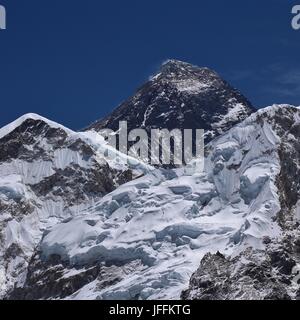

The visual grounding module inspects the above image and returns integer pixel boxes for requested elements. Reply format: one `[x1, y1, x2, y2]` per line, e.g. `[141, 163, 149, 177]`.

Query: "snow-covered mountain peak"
[0, 113, 72, 140]
[159, 59, 219, 81]
[151, 60, 224, 96]
[0, 113, 151, 297]
[237, 104, 300, 137]
[160, 59, 213, 74]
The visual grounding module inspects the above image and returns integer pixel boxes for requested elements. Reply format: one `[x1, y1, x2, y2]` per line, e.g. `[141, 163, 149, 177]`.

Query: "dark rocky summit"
[88, 60, 255, 143]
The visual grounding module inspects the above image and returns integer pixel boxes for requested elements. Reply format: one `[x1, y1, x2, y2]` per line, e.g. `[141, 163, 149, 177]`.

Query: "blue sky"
[0, 0, 300, 129]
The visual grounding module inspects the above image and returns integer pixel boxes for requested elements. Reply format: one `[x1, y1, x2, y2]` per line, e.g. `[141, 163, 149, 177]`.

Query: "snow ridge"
[0, 113, 73, 140]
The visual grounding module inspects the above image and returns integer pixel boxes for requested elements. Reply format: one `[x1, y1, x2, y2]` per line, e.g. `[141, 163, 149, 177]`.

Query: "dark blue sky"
[1, 0, 300, 129]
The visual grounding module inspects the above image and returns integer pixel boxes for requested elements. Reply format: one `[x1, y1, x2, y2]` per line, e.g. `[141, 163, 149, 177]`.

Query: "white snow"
[212, 103, 249, 130]
[0, 174, 26, 201]
[173, 79, 210, 93]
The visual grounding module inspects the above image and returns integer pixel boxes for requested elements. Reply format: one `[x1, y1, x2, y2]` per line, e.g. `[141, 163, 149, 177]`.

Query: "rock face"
[181, 241, 297, 300]
[8, 252, 144, 300]
[182, 232, 300, 300]
[88, 60, 255, 143]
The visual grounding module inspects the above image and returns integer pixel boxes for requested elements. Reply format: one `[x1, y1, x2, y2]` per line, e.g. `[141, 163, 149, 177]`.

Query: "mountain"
[0, 113, 150, 298]
[6, 104, 300, 300]
[1, 61, 299, 300]
[88, 60, 255, 143]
